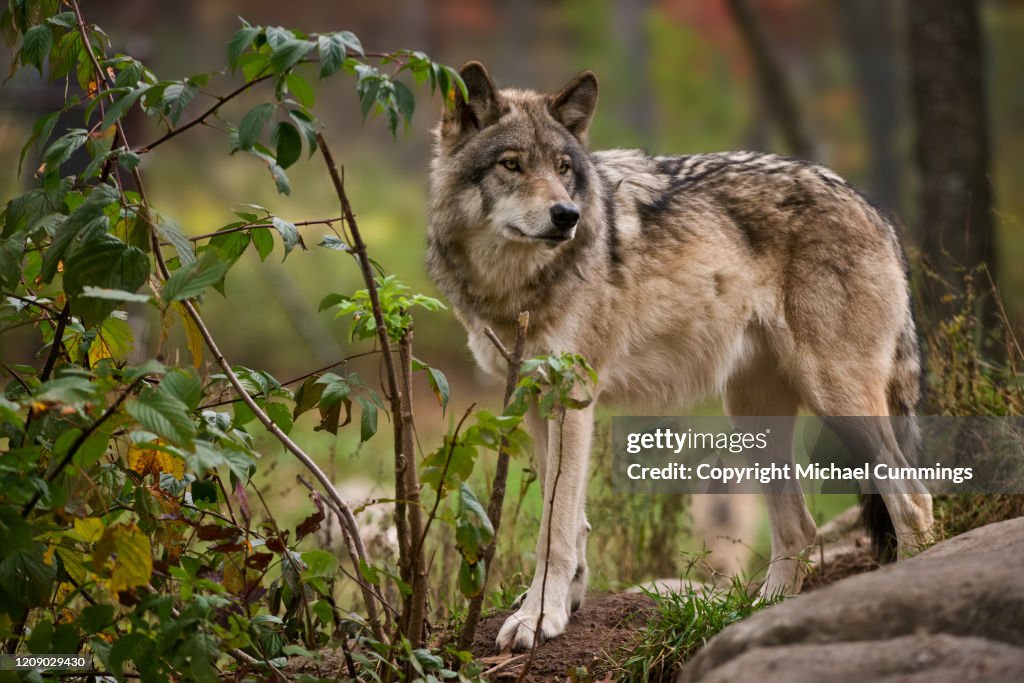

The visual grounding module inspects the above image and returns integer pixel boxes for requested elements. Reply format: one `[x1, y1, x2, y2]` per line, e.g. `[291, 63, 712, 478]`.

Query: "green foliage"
[320, 274, 445, 342]
[611, 574, 784, 681]
[0, 4, 486, 680]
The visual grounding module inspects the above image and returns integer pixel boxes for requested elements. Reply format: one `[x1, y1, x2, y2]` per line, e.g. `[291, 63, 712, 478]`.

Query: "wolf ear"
[550, 71, 599, 142]
[445, 61, 501, 137]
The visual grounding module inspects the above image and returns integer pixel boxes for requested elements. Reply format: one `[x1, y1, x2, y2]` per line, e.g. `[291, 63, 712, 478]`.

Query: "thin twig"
[458, 312, 529, 650]
[134, 72, 274, 154]
[197, 349, 382, 410]
[317, 130, 427, 647]
[179, 297, 386, 641]
[516, 408, 565, 683]
[183, 216, 343, 243]
[411, 404, 475, 562]
[39, 302, 70, 381]
[483, 327, 514, 365]
[0, 291, 61, 316]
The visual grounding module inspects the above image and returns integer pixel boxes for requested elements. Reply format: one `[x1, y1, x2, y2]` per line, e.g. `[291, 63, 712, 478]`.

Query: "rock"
[687, 634, 1024, 683]
[677, 517, 1024, 683]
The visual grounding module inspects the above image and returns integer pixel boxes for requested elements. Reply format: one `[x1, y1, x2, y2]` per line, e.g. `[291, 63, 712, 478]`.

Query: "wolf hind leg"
[815, 391, 934, 557]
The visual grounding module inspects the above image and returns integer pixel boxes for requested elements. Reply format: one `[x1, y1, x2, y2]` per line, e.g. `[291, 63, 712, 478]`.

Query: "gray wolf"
[426, 62, 934, 652]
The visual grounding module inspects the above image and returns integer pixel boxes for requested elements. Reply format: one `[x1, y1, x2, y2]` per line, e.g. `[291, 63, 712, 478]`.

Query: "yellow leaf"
[56, 547, 88, 586]
[88, 317, 134, 367]
[127, 444, 185, 479]
[54, 582, 75, 606]
[43, 545, 56, 566]
[73, 517, 104, 544]
[174, 301, 204, 369]
[223, 551, 248, 595]
[94, 524, 152, 594]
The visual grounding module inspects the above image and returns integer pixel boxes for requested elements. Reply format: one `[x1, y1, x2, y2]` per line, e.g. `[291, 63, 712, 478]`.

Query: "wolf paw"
[757, 558, 805, 601]
[496, 607, 570, 652]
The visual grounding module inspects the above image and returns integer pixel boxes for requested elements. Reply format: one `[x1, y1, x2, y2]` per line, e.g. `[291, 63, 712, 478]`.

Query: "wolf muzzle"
[540, 202, 580, 242]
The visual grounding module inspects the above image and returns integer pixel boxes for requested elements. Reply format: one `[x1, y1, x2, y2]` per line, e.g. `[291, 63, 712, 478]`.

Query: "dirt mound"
[469, 592, 655, 681]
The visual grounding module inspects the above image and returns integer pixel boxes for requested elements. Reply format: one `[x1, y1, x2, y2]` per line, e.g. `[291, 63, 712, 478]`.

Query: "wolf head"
[427, 63, 604, 321]
[429, 62, 600, 247]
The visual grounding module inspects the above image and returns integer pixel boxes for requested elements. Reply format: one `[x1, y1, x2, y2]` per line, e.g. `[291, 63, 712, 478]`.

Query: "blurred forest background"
[2, 0, 1023, 587]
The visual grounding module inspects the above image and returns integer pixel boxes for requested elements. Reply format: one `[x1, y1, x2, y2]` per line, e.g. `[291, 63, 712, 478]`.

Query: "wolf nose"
[550, 202, 580, 230]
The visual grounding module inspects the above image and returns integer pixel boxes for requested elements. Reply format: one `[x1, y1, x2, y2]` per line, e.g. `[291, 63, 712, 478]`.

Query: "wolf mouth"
[505, 224, 574, 244]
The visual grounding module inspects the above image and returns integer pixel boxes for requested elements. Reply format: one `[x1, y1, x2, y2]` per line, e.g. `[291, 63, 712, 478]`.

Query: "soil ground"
[469, 592, 656, 682]
[284, 547, 877, 682]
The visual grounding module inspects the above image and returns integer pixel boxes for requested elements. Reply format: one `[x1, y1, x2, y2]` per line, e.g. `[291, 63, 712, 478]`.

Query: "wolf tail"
[860, 308, 922, 562]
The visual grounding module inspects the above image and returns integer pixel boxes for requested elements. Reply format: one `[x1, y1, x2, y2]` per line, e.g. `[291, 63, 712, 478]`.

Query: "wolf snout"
[550, 202, 580, 230]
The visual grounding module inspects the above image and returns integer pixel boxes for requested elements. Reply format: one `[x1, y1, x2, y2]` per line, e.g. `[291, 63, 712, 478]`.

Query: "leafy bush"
[0, 2, 596, 680]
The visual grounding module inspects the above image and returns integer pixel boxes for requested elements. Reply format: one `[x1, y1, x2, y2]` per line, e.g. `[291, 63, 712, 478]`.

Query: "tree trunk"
[837, 0, 904, 215]
[907, 0, 997, 343]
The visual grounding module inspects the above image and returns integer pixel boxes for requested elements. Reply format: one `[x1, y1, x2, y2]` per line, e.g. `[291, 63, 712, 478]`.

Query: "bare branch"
[484, 326, 514, 365]
[458, 311, 529, 649]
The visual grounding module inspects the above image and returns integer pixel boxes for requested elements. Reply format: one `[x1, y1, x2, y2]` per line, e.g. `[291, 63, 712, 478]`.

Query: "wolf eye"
[500, 158, 521, 172]
[558, 159, 572, 174]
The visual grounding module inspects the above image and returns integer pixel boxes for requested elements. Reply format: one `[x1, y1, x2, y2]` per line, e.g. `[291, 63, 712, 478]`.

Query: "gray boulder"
[677, 517, 1024, 683]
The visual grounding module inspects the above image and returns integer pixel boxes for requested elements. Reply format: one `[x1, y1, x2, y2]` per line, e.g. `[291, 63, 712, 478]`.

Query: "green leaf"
[265, 401, 293, 434]
[156, 217, 196, 265]
[81, 287, 152, 303]
[237, 103, 274, 150]
[337, 31, 364, 57]
[251, 227, 273, 261]
[79, 604, 115, 634]
[268, 35, 314, 74]
[89, 316, 134, 366]
[43, 129, 88, 172]
[102, 86, 148, 129]
[287, 108, 319, 157]
[159, 368, 203, 411]
[271, 216, 303, 257]
[162, 80, 198, 125]
[317, 34, 344, 78]
[413, 358, 449, 413]
[161, 250, 230, 302]
[314, 372, 350, 408]
[126, 390, 196, 447]
[292, 375, 325, 419]
[18, 110, 59, 177]
[40, 182, 119, 283]
[300, 549, 337, 581]
[35, 376, 100, 407]
[458, 559, 486, 598]
[455, 483, 494, 564]
[21, 24, 53, 75]
[356, 396, 377, 442]
[285, 72, 315, 108]
[228, 25, 261, 70]
[47, 12, 77, 30]
[245, 149, 292, 195]
[271, 120, 301, 170]
[317, 235, 348, 252]
[0, 236, 25, 289]
[63, 235, 150, 326]
[420, 442, 476, 491]
[393, 80, 415, 125]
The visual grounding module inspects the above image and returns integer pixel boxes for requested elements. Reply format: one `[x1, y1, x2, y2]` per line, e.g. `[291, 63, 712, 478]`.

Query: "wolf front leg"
[496, 403, 594, 652]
